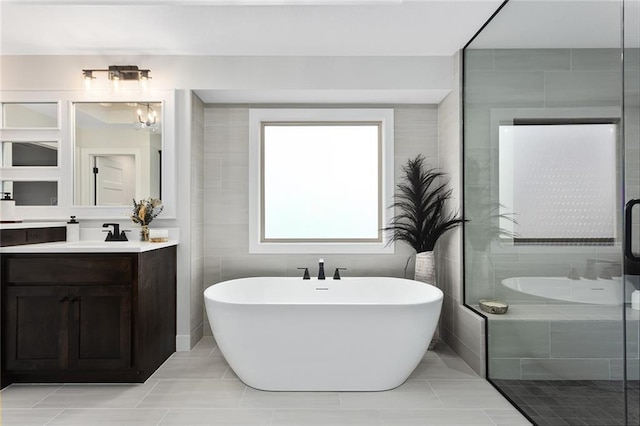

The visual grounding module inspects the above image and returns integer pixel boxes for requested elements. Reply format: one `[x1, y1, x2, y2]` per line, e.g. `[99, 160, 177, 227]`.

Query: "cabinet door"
[4, 286, 68, 370]
[68, 286, 131, 370]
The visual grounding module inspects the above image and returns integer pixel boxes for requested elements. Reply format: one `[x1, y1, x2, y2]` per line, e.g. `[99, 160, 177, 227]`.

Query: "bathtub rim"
[204, 276, 444, 307]
[501, 275, 623, 305]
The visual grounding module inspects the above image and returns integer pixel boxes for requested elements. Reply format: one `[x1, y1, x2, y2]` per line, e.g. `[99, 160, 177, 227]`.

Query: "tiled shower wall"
[464, 48, 624, 306]
[488, 309, 639, 380]
[464, 48, 639, 380]
[202, 106, 440, 335]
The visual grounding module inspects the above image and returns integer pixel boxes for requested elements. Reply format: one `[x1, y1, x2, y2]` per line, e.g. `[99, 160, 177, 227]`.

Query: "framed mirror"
[73, 102, 162, 206]
[1, 181, 58, 206]
[0, 90, 176, 220]
[1, 141, 59, 167]
[1, 102, 59, 129]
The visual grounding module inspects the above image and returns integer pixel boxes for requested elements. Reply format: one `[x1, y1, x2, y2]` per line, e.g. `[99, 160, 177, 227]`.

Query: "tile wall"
[488, 306, 639, 380]
[464, 48, 624, 306]
[464, 48, 640, 380]
[202, 105, 440, 336]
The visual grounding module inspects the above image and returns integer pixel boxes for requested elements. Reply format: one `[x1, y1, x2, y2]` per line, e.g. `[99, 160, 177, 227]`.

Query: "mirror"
[74, 102, 162, 206]
[1, 181, 58, 206]
[2, 102, 58, 128]
[1, 141, 58, 167]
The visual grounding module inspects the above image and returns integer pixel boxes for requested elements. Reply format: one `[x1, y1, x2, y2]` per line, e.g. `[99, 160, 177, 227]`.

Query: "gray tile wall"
[202, 105, 439, 336]
[465, 48, 624, 306]
[488, 316, 639, 380]
[464, 48, 638, 380]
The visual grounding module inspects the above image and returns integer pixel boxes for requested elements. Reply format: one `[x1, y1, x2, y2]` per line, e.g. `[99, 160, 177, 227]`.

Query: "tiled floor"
[0, 338, 531, 425]
[493, 379, 640, 426]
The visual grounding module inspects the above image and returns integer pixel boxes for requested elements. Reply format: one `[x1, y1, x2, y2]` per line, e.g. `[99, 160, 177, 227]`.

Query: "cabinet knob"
[68, 296, 78, 303]
[58, 296, 68, 302]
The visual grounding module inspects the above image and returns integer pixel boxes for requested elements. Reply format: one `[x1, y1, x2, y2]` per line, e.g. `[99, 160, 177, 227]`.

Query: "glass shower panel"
[463, 0, 631, 424]
[624, 0, 640, 423]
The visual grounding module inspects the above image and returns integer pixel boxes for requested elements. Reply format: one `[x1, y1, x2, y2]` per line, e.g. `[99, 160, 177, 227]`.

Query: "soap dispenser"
[66, 215, 80, 242]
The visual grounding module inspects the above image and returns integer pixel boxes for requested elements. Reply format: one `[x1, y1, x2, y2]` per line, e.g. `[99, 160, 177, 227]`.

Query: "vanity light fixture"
[136, 103, 159, 132]
[82, 65, 151, 92]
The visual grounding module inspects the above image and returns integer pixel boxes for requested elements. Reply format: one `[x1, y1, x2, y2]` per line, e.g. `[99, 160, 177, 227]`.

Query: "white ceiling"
[469, 0, 624, 50]
[1, 0, 627, 104]
[0, 0, 504, 56]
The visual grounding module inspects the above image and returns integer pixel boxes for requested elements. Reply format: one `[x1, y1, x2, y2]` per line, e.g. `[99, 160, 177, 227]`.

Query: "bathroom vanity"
[0, 240, 177, 387]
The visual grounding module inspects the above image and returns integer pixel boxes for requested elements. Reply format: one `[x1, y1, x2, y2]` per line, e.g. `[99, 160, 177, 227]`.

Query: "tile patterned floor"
[493, 379, 640, 426]
[0, 338, 531, 425]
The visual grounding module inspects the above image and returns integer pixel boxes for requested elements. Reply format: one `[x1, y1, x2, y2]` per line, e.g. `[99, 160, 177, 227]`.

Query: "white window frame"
[249, 108, 395, 254]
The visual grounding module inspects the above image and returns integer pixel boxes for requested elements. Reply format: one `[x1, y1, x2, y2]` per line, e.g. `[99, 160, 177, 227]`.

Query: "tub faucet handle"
[333, 268, 346, 280]
[297, 267, 310, 280]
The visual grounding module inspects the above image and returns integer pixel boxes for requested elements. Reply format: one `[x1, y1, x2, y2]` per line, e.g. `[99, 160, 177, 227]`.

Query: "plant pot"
[414, 251, 439, 349]
[414, 251, 436, 285]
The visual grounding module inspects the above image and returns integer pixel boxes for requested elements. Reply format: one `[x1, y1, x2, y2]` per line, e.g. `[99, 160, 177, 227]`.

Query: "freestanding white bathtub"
[204, 277, 443, 391]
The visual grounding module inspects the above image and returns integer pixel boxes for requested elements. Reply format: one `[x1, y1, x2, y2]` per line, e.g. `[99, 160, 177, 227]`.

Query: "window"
[249, 108, 394, 254]
[499, 121, 617, 244]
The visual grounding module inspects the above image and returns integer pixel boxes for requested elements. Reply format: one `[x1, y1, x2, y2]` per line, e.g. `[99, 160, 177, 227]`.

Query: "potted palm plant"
[384, 155, 465, 284]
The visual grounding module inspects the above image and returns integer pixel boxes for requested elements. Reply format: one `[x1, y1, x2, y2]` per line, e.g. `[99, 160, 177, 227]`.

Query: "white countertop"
[0, 239, 178, 253]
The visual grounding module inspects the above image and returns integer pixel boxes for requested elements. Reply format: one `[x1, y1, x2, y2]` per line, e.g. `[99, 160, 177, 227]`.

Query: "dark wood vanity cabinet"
[0, 226, 66, 247]
[5, 285, 132, 372]
[1, 246, 176, 386]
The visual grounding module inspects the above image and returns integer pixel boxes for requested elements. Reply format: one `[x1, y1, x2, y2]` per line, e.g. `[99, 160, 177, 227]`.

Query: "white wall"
[1, 55, 452, 101]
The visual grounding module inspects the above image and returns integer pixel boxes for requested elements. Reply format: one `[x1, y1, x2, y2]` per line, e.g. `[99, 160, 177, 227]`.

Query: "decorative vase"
[414, 251, 439, 349]
[140, 225, 149, 242]
[414, 251, 436, 285]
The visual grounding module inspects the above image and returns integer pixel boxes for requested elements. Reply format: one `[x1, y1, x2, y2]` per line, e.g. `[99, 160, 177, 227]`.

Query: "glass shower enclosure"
[463, 0, 639, 424]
